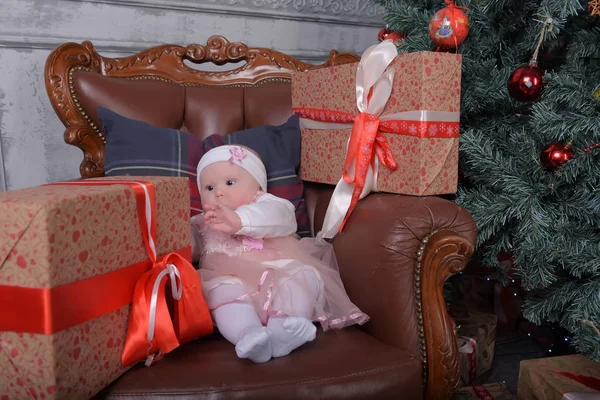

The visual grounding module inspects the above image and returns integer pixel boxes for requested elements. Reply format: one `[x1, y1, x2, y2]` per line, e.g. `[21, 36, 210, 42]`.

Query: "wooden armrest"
[319, 192, 476, 399]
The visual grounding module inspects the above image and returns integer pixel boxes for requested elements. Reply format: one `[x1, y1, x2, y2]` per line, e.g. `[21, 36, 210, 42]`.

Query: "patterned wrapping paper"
[454, 382, 517, 399]
[291, 51, 462, 196]
[0, 177, 191, 399]
[454, 312, 498, 386]
[518, 355, 600, 400]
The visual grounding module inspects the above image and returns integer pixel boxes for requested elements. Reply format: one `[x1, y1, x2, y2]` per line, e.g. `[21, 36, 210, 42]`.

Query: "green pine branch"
[377, 0, 600, 361]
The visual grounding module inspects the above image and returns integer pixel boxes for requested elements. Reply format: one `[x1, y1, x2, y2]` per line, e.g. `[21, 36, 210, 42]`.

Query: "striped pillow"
[100, 108, 310, 237]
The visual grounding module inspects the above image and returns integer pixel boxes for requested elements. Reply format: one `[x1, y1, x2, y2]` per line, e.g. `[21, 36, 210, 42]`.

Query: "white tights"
[210, 268, 322, 363]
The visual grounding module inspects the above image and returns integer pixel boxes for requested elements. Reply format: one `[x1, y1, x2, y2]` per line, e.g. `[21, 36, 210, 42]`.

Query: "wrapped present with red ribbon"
[454, 382, 517, 399]
[0, 177, 213, 399]
[454, 311, 498, 386]
[518, 355, 600, 400]
[291, 40, 462, 238]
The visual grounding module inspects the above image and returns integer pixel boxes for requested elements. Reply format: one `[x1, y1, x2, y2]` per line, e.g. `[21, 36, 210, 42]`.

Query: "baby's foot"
[268, 316, 317, 358]
[235, 326, 272, 363]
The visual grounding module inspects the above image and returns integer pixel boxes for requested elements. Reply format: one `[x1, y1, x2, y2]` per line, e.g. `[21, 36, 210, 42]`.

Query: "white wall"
[0, 0, 383, 191]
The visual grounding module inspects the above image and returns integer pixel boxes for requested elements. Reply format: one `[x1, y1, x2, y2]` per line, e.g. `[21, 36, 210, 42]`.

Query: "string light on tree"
[507, 17, 554, 102]
[583, 142, 600, 154]
[428, 0, 470, 49]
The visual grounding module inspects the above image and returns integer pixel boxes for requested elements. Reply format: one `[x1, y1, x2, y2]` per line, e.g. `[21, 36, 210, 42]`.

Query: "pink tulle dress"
[195, 205, 369, 331]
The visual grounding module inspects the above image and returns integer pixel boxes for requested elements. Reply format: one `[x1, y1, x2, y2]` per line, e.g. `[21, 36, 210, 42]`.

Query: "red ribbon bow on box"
[0, 179, 213, 367]
[60, 179, 213, 367]
[294, 108, 399, 232]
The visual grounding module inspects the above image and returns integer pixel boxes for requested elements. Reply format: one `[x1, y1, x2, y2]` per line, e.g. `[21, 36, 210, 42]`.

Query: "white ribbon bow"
[315, 40, 398, 240]
[145, 263, 183, 366]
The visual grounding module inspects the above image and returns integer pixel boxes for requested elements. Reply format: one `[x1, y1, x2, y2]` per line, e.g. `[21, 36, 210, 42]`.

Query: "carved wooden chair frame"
[44, 35, 360, 178]
[44, 35, 467, 399]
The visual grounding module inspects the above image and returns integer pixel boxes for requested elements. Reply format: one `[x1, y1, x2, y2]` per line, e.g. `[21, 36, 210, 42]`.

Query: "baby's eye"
[205, 185, 214, 191]
[226, 180, 236, 186]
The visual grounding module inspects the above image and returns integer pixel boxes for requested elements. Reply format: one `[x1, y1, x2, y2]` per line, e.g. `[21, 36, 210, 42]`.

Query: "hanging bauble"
[378, 27, 406, 45]
[377, 27, 390, 42]
[594, 87, 600, 100]
[508, 17, 552, 102]
[540, 141, 574, 171]
[507, 65, 545, 102]
[428, 2, 470, 49]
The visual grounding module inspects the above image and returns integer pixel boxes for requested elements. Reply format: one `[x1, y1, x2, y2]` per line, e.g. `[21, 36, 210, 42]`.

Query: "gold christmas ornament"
[594, 87, 600, 99]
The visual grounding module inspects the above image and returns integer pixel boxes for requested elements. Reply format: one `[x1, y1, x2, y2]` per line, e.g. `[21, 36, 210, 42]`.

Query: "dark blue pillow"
[99, 108, 310, 237]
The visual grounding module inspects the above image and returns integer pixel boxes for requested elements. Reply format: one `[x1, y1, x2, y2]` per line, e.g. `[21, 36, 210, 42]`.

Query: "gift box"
[0, 177, 212, 399]
[518, 355, 600, 400]
[292, 45, 462, 197]
[453, 311, 498, 386]
[453, 382, 517, 399]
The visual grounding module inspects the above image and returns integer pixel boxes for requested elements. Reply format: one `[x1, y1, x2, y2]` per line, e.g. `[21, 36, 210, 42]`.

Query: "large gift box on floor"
[292, 45, 462, 196]
[453, 382, 516, 399]
[0, 177, 212, 399]
[518, 355, 600, 400]
[453, 311, 498, 386]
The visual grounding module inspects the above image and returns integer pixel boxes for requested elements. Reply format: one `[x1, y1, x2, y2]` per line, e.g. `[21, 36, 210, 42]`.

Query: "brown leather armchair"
[45, 36, 476, 400]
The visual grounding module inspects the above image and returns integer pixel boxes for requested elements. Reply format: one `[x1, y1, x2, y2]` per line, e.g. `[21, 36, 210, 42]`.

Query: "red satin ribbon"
[471, 385, 493, 400]
[15, 179, 213, 367]
[445, 0, 470, 13]
[553, 370, 600, 391]
[294, 107, 460, 231]
[0, 247, 189, 334]
[293, 107, 460, 139]
[121, 251, 212, 366]
[339, 112, 397, 230]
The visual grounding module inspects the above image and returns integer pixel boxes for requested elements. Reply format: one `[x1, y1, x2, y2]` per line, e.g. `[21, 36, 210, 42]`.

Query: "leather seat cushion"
[96, 327, 423, 400]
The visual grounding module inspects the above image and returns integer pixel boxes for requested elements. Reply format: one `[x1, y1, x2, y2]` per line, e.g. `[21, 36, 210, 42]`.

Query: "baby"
[191, 145, 368, 363]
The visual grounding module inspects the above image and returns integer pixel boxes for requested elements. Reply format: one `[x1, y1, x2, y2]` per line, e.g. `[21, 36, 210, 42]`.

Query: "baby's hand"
[203, 204, 242, 234]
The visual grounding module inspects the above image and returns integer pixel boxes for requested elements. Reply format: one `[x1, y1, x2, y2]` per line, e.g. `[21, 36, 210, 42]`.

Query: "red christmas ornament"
[507, 65, 545, 102]
[377, 27, 406, 45]
[428, 1, 470, 49]
[540, 141, 574, 171]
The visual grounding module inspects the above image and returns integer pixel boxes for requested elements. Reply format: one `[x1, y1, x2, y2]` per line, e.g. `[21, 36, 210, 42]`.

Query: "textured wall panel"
[0, 0, 381, 190]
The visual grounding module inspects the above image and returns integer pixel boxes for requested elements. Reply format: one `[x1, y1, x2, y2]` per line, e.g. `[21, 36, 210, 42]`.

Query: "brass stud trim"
[68, 66, 106, 143]
[414, 230, 436, 386]
[120, 74, 291, 87]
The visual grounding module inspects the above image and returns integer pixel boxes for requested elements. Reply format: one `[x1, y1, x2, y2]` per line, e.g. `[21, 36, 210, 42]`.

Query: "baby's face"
[199, 161, 260, 210]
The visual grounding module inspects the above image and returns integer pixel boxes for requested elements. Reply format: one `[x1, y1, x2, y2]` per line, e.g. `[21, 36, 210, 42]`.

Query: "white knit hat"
[196, 145, 267, 192]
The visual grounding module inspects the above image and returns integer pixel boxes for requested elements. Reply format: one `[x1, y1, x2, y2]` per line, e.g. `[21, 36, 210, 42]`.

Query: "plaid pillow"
[100, 108, 310, 237]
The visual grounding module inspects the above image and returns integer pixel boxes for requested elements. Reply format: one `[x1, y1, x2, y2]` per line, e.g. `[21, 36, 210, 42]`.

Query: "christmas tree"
[374, 0, 600, 360]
